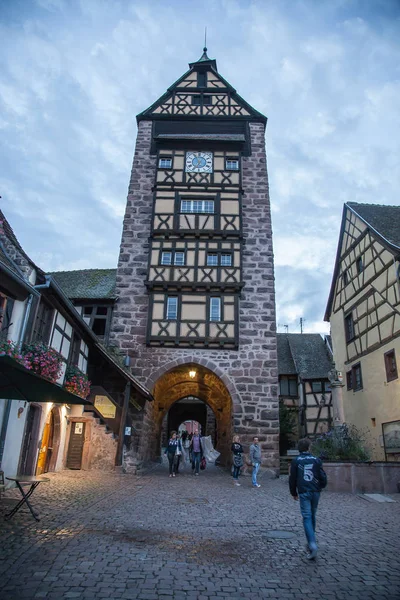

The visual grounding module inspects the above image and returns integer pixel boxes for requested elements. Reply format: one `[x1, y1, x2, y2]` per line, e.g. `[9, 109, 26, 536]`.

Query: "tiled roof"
[0, 245, 21, 278]
[277, 333, 333, 380]
[277, 334, 297, 375]
[51, 269, 117, 300]
[348, 202, 400, 249]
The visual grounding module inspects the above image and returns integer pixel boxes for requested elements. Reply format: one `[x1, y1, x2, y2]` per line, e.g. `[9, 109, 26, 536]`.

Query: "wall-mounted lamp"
[189, 370, 196, 379]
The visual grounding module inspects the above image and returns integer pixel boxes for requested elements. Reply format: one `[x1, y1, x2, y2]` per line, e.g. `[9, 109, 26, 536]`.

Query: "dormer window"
[226, 159, 239, 171]
[159, 157, 172, 169]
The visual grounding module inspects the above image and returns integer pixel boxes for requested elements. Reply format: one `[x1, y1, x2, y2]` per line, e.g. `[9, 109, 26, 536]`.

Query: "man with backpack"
[289, 438, 327, 560]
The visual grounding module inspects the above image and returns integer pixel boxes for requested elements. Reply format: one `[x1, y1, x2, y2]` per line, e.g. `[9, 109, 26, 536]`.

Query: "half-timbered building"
[109, 48, 279, 468]
[277, 333, 333, 445]
[325, 202, 400, 460]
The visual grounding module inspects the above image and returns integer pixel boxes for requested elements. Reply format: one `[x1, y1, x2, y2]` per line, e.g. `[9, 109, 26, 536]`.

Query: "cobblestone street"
[0, 465, 399, 600]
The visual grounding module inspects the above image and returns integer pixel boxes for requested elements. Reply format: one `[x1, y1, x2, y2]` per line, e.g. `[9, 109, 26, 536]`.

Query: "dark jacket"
[164, 439, 182, 455]
[231, 443, 244, 455]
[289, 452, 327, 496]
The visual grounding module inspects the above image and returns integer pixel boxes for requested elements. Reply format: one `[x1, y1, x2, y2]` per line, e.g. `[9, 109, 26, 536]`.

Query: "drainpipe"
[17, 293, 33, 346]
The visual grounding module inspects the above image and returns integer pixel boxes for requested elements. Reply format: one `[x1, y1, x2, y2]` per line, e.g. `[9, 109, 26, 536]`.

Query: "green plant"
[279, 400, 298, 455]
[64, 365, 91, 398]
[312, 424, 371, 461]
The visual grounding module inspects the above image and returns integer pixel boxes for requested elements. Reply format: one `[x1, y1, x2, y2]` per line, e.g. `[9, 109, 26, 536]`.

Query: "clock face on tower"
[185, 151, 213, 173]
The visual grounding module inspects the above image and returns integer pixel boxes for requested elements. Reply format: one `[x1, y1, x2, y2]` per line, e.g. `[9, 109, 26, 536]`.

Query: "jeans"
[252, 462, 260, 485]
[167, 452, 176, 475]
[299, 491, 320, 549]
[232, 465, 241, 480]
[192, 451, 201, 474]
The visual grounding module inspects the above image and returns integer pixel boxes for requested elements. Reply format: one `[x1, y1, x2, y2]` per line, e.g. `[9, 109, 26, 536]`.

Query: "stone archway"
[146, 362, 233, 465]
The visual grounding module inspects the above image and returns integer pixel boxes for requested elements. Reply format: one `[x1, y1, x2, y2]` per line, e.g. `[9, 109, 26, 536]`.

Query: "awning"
[0, 356, 92, 405]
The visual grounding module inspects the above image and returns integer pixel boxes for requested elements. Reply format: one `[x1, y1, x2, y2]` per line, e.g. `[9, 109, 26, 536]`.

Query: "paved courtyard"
[0, 464, 399, 600]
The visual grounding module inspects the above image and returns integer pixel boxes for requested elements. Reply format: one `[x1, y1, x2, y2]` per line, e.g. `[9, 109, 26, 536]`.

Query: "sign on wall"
[94, 395, 116, 419]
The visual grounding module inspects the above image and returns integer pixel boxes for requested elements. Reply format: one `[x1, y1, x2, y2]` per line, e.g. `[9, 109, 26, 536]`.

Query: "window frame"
[160, 250, 185, 266]
[166, 297, 178, 321]
[206, 252, 233, 267]
[384, 349, 398, 382]
[225, 158, 239, 171]
[279, 376, 298, 397]
[356, 256, 363, 274]
[197, 72, 206, 88]
[343, 269, 349, 286]
[344, 312, 355, 342]
[209, 297, 221, 322]
[158, 157, 173, 169]
[180, 199, 215, 214]
[347, 363, 363, 392]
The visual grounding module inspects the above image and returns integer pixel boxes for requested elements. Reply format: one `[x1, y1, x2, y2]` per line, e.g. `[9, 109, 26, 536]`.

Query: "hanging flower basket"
[22, 342, 64, 383]
[64, 365, 91, 399]
[0, 339, 31, 370]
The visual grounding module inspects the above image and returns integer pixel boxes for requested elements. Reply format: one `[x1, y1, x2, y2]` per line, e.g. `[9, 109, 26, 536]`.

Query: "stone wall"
[110, 120, 279, 470]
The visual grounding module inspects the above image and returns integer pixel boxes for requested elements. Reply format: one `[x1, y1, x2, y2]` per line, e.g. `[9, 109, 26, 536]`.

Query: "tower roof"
[137, 48, 267, 125]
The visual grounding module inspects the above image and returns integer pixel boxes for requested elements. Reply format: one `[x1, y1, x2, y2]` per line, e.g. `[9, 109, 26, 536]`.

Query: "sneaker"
[234, 481, 241, 486]
[169, 474, 172, 478]
[307, 546, 318, 560]
[172, 473, 176, 477]
[253, 484, 261, 488]
[195, 473, 199, 476]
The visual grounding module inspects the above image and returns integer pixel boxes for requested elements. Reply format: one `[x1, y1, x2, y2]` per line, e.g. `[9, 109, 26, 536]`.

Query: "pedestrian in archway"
[250, 436, 262, 488]
[175, 433, 183, 474]
[190, 429, 202, 475]
[164, 431, 181, 477]
[231, 435, 244, 486]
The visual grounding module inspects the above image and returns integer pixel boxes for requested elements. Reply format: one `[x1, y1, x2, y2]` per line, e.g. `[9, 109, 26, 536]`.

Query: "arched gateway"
[110, 48, 279, 471]
[146, 362, 233, 464]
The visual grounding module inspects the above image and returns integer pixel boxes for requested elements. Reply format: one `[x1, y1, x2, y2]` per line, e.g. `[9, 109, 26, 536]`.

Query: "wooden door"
[36, 411, 54, 475]
[66, 422, 86, 469]
[19, 405, 42, 475]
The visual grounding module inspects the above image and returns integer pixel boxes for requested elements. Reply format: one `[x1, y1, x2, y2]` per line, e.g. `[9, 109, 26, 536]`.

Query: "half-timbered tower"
[325, 202, 400, 460]
[110, 48, 278, 468]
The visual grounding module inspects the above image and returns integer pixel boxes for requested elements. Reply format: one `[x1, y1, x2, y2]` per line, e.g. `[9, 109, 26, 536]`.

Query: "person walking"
[190, 429, 202, 475]
[289, 438, 327, 560]
[164, 431, 181, 478]
[231, 435, 244, 486]
[175, 433, 183, 474]
[249, 436, 262, 488]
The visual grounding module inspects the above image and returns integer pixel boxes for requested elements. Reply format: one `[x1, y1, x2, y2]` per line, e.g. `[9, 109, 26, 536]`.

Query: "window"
[347, 363, 363, 391]
[181, 200, 214, 214]
[207, 254, 218, 267]
[81, 304, 110, 339]
[346, 370, 353, 390]
[0, 295, 15, 341]
[159, 157, 172, 169]
[311, 381, 322, 393]
[197, 72, 206, 87]
[343, 269, 348, 286]
[166, 297, 178, 320]
[384, 349, 398, 382]
[206, 253, 233, 267]
[221, 254, 232, 266]
[32, 301, 53, 343]
[210, 297, 221, 322]
[161, 252, 172, 265]
[161, 251, 185, 266]
[50, 313, 72, 360]
[356, 256, 363, 274]
[279, 376, 298, 397]
[72, 338, 89, 374]
[353, 363, 363, 390]
[192, 95, 211, 105]
[226, 159, 239, 171]
[344, 313, 355, 342]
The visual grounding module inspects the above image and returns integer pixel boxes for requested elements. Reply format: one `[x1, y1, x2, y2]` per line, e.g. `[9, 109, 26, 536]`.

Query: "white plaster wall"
[1, 400, 28, 484]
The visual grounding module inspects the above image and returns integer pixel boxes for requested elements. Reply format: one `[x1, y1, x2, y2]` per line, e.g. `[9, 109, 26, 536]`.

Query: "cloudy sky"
[1, 0, 399, 334]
